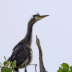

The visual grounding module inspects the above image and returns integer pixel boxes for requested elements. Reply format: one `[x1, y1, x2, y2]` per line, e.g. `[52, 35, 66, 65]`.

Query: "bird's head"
[33, 13, 49, 22]
[28, 13, 49, 26]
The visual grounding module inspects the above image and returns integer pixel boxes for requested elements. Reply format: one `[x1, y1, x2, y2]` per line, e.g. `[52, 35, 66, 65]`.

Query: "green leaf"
[6, 68, 12, 72]
[68, 69, 72, 72]
[62, 68, 68, 72]
[7, 62, 10, 66]
[1, 68, 3, 72]
[70, 66, 72, 70]
[59, 67, 63, 70]
[3, 61, 7, 66]
[1, 65, 12, 72]
[5, 67, 9, 72]
[9, 68, 12, 72]
[4, 56, 6, 60]
[69, 68, 72, 72]
[57, 70, 62, 72]
[1, 67, 8, 72]
[61, 63, 69, 69]
[12, 60, 16, 68]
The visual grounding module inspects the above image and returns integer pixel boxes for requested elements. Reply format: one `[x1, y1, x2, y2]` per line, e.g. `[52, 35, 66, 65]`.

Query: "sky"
[0, 0, 72, 72]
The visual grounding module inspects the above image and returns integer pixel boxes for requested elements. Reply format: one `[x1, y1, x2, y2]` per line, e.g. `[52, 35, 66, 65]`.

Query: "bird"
[7, 13, 49, 72]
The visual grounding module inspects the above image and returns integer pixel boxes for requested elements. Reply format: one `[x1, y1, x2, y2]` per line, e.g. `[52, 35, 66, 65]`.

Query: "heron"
[7, 13, 49, 72]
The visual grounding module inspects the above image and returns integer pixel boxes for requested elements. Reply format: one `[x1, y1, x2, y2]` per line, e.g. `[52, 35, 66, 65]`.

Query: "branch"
[36, 35, 47, 72]
[29, 64, 37, 72]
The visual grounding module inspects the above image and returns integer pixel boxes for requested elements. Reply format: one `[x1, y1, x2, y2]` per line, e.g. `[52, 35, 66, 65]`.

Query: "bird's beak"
[39, 15, 49, 20]
[41, 15, 49, 18]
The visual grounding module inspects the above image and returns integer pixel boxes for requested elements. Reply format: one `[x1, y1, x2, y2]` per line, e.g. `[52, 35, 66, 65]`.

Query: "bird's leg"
[25, 63, 27, 72]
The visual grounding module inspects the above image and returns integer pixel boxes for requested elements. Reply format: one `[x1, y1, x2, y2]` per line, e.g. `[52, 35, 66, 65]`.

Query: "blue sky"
[0, 0, 72, 72]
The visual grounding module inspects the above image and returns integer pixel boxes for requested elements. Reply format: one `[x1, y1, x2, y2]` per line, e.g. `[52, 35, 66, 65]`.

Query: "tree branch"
[36, 35, 47, 72]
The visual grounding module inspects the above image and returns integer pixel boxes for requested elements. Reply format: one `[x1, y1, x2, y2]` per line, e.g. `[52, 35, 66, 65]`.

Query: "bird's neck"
[25, 25, 33, 46]
[24, 19, 35, 46]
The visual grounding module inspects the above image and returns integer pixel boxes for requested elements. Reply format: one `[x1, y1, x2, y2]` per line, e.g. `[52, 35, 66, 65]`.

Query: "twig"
[36, 35, 47, 72]
[29, 64, 37, 72]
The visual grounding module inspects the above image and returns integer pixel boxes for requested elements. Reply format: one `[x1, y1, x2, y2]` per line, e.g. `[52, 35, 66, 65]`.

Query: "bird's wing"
[12, 40, 23, 51]
[8, 41, 32, 67]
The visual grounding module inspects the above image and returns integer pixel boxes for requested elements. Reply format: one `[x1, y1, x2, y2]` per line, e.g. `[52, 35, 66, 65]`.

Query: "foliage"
[0, 56, 16, 72]
[0, 57, 72, 72]
[57, 63, 72, 72]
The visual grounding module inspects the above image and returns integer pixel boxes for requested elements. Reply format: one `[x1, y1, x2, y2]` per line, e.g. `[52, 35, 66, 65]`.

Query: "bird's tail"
[13, 68, 19, 72]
